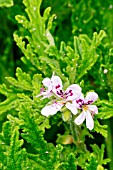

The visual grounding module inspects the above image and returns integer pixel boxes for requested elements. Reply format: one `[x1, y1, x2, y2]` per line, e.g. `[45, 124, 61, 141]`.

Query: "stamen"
[57, 90, 63, 96]
[82, 105, 88, 111]
[65, 90, 73, 98]
[57, 89, 73, 99]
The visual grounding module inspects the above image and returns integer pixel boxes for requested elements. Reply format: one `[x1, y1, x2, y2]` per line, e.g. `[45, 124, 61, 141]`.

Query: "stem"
[105, 119, 113, 170]
[69, 115, 87, 153]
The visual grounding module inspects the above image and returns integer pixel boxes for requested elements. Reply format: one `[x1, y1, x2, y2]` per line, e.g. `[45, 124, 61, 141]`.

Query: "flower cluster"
[37, 74, 98, 130]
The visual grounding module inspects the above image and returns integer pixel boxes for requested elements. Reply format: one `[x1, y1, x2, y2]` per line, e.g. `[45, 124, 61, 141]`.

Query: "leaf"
[91, 144, 110, 166]
[60, 153, 77, 170]
[18, 103, 55, 169]
[97, 99, 113, 119]
[6, 67, 33, 91]
[0, 92, 18, 118]
[74, 30, 106, 82]
[0, 123, 26, 169]
[94, 120, 108, 138]
[75, 38, 98, 82]
[6, 127, 26, 169]
[1, 121, 12, 145]
[0, 0, 13, 7]
[39, 55, 66, 81]
[92, 30, 107, 47]
[86, 156, 98, 170]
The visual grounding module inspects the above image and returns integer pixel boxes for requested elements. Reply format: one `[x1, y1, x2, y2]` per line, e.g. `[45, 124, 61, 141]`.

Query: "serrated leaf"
[86, 156, 98, 170]
[0, 0, 13, 7]
[6, 68, 33, 91]
[39, 55, 66, 81]
[90, 144, 110, 166]
[94, 120, 108, 138]
[6, 127, 26, 169]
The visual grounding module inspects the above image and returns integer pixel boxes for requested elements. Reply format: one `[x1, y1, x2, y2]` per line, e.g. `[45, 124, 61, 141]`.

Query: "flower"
[36, 77, 53, 99]
[37, 74, 82, 117]
[74, 92, 98, 130]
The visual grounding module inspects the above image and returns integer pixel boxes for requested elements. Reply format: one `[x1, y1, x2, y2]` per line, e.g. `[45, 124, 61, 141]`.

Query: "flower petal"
[51, 76, 63, 95]
[74, 111, 86, 125]
[41, 102, 63, 117]
[36, 91, 53, 99]
[84, 92, 98, 104]
[78, 93, 84, 100]
[65, 84, 82, 101]
[66, 102, 78, 115]
[40, 92, 53, 99]
[75, 93, 85, 109]
[88, 105, 98, 114]
[42, 77, 52, 92]
[86, 110, 94, 130]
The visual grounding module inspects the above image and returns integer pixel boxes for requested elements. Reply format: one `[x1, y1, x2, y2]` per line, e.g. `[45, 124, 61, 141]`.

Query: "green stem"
[105, 119, 113, 170]
[69, 115, 87, 153]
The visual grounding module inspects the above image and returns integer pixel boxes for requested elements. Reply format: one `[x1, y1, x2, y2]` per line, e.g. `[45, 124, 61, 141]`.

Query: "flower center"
[76, 99, 84, 108]
[65, 90, 73, 98]
[56, 89, 73, 99]
[82, 105, 88, 111]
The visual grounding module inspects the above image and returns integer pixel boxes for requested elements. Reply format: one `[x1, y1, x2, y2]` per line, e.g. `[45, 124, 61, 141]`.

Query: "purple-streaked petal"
[41, 102, 63, 117]
[51, 76, 63, 95]
[88, 105, 98, 114]
[65, 84, 82, 101]
[84, 92, 98, 104]
[85, 110, 94, 130]
[65, 102, 78, 115]
[75, 93, 85, 108]
[78, 93, 84, 100]
[74, 111, 86, 125]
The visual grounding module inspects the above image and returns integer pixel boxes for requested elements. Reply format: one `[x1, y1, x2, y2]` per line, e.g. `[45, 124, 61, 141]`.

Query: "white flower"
[74, 92, 98, 130]
[39, 74, 82, 117]
[36, 75, 54, 99]
[41, 101, 64, 117]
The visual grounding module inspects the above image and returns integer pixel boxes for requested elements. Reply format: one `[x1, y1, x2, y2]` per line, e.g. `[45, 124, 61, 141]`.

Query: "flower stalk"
[69, 115, 87, 153]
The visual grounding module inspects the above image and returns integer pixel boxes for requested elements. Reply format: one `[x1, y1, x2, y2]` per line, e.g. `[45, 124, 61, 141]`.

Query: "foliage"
[0, 0, 113, 170]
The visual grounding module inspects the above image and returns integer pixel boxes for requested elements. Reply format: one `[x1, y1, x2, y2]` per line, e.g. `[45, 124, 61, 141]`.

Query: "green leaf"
[60, 153, 77, 170]
[6, 67, 33, 91]
[97, 99, 113, 119]
[86, 156, 98, 170]
[91, 144, 110, 166]
[0, 0, 13, 7]
[0, 92, 18, 118]
[94, 120, 108, 138]
[39, 55, 66, 81]
[0, 122, 26, 169]
[6, 127, 26, 169]
[1, 121, 12, 145]
[18, 103, 55, 169]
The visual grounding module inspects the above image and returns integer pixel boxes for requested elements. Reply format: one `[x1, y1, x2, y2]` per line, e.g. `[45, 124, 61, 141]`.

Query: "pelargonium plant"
[37, 73, 98, 131]
[0, 0, 113, 170]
